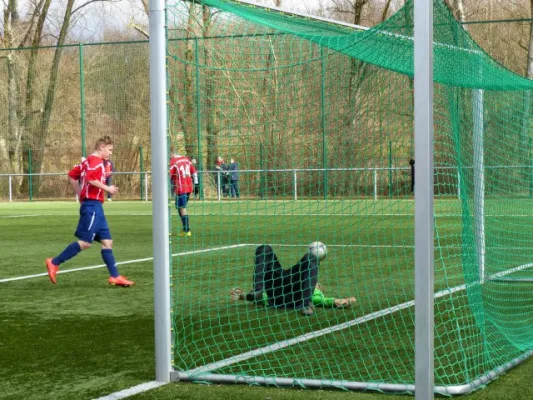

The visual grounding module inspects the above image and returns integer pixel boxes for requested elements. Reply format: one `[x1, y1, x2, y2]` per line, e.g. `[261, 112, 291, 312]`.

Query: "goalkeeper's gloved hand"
[230, 287, 244, 301]
[334, 297, 357, 308]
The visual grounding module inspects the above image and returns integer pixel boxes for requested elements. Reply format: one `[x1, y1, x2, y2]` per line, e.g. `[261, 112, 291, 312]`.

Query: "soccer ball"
[308, 241, 327, 261]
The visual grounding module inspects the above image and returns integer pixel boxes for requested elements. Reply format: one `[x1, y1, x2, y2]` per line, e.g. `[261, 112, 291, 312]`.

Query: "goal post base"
[170, 349, 533, 396]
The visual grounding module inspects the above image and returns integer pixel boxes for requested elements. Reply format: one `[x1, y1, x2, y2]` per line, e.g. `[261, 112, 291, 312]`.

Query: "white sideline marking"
[272, 243, 414, 248]
[186, 262, 533, 376]
[0, 244, 249, 284]
[0, 214, 57, 218]
[0, 213, 154, 218]
[93, 381, 167, 400]
[5, 211, 533, 218]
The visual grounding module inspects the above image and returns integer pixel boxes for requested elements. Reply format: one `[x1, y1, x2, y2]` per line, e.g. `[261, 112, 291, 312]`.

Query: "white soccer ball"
[308, 241, 327, 261]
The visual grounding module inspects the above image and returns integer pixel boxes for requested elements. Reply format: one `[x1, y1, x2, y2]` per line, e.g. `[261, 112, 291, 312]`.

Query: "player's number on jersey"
[179, 164, 191, 177]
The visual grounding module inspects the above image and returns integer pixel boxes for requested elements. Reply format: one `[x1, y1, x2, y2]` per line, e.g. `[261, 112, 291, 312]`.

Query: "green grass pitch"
[1, 201, 533, 400]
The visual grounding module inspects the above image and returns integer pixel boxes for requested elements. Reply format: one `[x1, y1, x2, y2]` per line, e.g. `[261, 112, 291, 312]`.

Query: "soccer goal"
[149, 0, 533, 395]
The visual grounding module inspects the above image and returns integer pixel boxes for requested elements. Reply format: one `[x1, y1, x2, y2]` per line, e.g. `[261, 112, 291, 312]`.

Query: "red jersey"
[68, 154, 107, 202]
[169, 155, 196, 195]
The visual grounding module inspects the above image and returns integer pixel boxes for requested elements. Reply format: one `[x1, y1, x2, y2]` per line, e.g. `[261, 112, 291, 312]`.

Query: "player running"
[45, 136, 134, 287]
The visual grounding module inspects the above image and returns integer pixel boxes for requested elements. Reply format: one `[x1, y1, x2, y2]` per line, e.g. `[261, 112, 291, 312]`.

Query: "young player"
[45, 136, 134, 287]
[232, 245, 330, 316]
[169, 153, 196, 236]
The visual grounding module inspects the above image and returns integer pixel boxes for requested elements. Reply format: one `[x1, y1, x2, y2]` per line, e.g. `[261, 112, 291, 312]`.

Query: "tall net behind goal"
[165, 0, 533, 393]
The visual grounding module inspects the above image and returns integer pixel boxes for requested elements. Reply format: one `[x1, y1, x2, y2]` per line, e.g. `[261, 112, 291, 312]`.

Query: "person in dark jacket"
[229, 158, 239, 198]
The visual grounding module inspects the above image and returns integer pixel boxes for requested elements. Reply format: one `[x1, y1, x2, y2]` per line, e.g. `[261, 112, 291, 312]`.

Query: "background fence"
[2, 165, 533, 202]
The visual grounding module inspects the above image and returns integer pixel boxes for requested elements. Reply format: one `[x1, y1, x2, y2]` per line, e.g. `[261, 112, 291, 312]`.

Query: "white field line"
[4, 212, 533, 218]
[0, 213, 154, 218]
[0, 244, 249, 284]
[93, 381, 167, 400]
[272, 243, 415, 248]
[186, 262, 533, 376]
[0, 214, 60, 218]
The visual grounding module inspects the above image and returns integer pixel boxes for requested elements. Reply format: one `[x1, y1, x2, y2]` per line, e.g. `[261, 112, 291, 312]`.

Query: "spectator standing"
[409, 158, 415, 193]
[215, 156, 230, 197]
[229, 158, 240, 198]
[191, 158, 199, 199]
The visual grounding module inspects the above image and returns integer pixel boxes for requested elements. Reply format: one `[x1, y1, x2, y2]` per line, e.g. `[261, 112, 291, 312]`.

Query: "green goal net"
[166, 0, 533, 394]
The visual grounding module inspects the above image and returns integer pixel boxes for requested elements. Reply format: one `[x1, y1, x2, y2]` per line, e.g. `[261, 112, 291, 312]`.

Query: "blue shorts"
[75, 200, 112, 243]
[175, 193, 190, 209]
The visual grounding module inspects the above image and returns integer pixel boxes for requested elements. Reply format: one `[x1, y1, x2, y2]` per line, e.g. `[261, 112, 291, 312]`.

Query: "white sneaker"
[107, 198, 112, 202]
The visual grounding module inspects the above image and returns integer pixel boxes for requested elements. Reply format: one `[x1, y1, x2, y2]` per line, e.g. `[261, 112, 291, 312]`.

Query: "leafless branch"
[129, 18, 149, 38]
[72, 0, 121, 16]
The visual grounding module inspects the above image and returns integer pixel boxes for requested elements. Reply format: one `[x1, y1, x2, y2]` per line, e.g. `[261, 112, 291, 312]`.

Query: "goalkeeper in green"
[231, 244, 356, 316]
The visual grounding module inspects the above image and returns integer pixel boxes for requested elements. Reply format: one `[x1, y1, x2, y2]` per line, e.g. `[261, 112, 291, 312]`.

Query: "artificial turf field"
[1, 200, 533, 400]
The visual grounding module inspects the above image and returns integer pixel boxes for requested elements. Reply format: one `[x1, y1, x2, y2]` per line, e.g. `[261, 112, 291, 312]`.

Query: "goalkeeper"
[230, 245, 356, 316]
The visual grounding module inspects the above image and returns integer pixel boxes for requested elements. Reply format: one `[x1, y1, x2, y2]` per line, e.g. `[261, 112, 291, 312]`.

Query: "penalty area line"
[93, 381, 167, 400]
[0, 244, 251, 284]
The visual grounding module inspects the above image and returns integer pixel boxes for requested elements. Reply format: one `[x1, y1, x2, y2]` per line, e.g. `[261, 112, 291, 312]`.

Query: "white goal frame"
[148, 1, 532, 398]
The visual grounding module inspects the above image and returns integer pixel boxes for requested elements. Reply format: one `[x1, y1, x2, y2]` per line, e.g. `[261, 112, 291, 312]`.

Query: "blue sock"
[52, 242, 82, 266]
[181, 215, 190, 232]
[101, 249, 119, 278]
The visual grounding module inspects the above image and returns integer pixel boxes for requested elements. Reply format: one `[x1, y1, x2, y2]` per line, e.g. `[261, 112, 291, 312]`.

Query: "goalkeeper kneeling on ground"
[230, 244, 356, 316]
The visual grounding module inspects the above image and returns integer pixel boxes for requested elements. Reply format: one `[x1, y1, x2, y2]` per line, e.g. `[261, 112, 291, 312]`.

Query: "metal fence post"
[293, 170, 297, 200]
[28, 149, 33, 202]
[9, 175, 13, 202]
[529, 138, 533, 198]
[217, 171, 221, 202]
[388, 140, 393, 198]
[457, 170, 461, 198]
[259, 142, 265, 200]
[374, 169, 378, 201]
[139, 146, 145, 201]
[145, 172, 149, 202]
[320, 47, 328, 200]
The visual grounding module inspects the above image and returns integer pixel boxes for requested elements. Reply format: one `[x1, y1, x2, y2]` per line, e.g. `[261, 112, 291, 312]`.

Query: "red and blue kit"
[68, 155, 111, 243]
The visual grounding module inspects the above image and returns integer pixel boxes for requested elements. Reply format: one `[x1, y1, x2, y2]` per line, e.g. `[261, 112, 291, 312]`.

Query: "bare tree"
[1, 0, 136, 195]
[453, 0, 467, 23]
[520, 0, 533, 156]
[202, 5, 219, 170]
[525, 0, 533, 79]
[2, 0, 22, 174]
[1, 0, 48, 192]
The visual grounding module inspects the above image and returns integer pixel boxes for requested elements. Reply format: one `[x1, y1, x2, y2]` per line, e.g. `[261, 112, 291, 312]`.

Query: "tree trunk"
[3, 2, 22, 175]
[202, 5, 218, 170]
[32, 0, 75, 194]
[173, 5, 197, 157]
[520, 0, 533, 161]
[453, 0, 466, 23]
[20, 0, 52, 195]
[6, 53, 21, 173]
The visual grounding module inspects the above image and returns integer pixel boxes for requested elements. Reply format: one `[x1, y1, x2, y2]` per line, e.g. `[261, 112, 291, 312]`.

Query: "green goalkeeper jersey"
[261, 288, 336, 307]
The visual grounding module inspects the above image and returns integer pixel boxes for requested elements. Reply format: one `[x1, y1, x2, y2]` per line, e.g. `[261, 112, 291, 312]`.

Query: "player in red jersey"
[169, 154, 196, 237]
[45, 136, 134, 287]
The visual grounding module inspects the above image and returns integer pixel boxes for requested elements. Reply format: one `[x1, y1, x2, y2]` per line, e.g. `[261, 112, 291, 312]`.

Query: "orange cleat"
[108, 275, 135, 287]
[45, 258, 59, 284]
